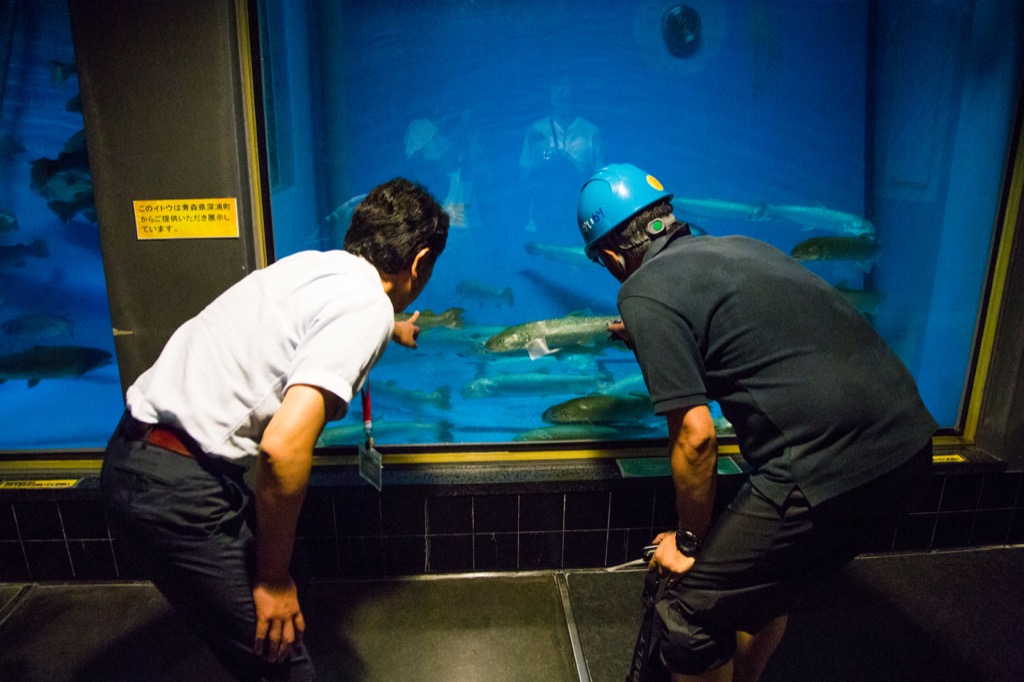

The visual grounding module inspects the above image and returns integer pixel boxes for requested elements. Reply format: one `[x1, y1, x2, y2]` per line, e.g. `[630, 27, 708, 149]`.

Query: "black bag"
[626, 571, 670, 682]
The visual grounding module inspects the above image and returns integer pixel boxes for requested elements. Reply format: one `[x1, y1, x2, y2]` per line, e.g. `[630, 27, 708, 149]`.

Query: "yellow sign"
[0, 479, 79, 489]
[933, 454, 966, 463]
[133, 198, 239, 239]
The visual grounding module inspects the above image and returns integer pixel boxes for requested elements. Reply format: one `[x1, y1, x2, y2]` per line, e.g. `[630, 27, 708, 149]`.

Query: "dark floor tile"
[605, 529, 629, 566]
[381, 489, 426, 536]
[0, 503, 20, 541]
[473, 494, 518, 533]
[520, 493, 564, 532]
[913, 475, 944, 513]
[340, 535, 385, 577]
[474, 532, 517, 571]
[939, 475, 982, 511]
[892, 513, 936, 551]
[59, 501, 109, 540]
[67, 540, 117, 580]
[299, 538, 340, 578]
[563, 530, 607, 568]
[334, 492, 381, 538]
[297, 493, 336, 539]
[969, 509, 1012, 546]
[565, 491, 609, 531]
[111, 539, 149, 580]
[978, 472, 1021, 509]
[428, 495, 472, 535]
[1009, 509, 1024, 544]
[383, 535, 424, 576]
[13, 501, 63, 540]
[24, 540, 73, 580]
[859, 524, 896, 554]
[932, 511, 974, 548]
[519, 531, 562, 570]
[609, 488, 654, 529]
[428, 534, 473, 573]
[0, 541, 29, 581]
[651, 483, 677, 529]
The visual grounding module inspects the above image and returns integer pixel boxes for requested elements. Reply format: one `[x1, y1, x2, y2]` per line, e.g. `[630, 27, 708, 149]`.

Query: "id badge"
[358, 439, 383, 491]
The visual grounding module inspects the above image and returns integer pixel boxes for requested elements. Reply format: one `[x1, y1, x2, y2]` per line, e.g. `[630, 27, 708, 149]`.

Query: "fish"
[395, 308, 464, 331]
[513, 424, 621, 442]
[0, 345, 112, 388]
[0, 239, 48, 267]
[0, 211, 17, 232]
[765, 203, 875, 237]
[456, 279, 514, 308]
[65, 92, 82, 113]
[523, 241, 594, 268]
[673, 197, 768, 222]
[373, 380, 452, 410]
[542, 392, 654, 425]
[318, 419, 454, 446]
[790, 235, 878, 268]
[49, 60, 77, 86]
[461, 370, 611, 398]
[30, 145, 95, 223]
[1, 313, 75, 340]
[834, 284, 885, 315]
[485, 312, 620, 356]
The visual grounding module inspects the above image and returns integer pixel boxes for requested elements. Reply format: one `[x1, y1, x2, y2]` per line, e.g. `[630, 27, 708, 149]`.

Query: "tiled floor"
[0, 547, 1021, 681]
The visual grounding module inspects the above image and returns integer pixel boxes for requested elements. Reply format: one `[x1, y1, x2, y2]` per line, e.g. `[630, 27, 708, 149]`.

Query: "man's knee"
[656, 599, 736, 675]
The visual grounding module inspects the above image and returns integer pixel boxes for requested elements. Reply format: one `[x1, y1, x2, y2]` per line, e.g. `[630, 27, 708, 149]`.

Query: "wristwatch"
[675, 529, 702, 557]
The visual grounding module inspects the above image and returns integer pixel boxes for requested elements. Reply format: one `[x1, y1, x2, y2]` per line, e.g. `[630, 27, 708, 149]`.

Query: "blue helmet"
[577, 163, 673, 260]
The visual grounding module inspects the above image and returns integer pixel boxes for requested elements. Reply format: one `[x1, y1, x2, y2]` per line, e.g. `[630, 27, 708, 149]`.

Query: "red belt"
[146, 424, 195, 458]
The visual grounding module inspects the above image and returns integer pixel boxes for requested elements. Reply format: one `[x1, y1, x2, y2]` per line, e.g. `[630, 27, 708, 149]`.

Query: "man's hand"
[606, 320, 634, 349]
[648, 530, 696, 580]
[392, 311, 421, 348]
[253, 579, 306, 663]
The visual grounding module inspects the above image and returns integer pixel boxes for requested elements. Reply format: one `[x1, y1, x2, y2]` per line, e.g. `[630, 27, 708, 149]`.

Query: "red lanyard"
[361, 380, 373, 441]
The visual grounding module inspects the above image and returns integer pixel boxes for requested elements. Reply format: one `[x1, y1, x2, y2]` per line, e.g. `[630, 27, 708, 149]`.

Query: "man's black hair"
[597, 199, 678, 259]
[345, 178, 449, 274]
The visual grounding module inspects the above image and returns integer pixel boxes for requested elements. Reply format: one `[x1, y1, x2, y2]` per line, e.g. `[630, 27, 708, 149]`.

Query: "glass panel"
[0, 1, 122, 451]
[260, 0, 1023, 446]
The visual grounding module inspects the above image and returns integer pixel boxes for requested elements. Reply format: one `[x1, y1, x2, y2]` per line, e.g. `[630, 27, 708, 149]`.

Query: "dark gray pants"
[101, 413, 315, 681]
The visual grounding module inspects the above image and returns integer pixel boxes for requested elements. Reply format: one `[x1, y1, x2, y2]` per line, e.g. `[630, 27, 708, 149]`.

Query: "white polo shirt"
[126, 250, 394, 462]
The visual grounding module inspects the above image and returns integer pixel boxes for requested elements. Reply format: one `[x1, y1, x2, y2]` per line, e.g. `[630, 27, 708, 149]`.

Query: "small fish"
[0, 211, 18, 232]
[542, 392, 654, 425]
[485, 312, 619, 355]
[791, 235, 878, 268]
[513, 424, 620, 442]
[456, 279, 514, 308]
[374, 380, 452, 410]
[0, 345, 112, 388]
[49, 60, 77, 86]
[835, 284, 885, 315]
[1, 313, 75, 340]
[523, 241, 593, 268]
[318, 419, 454, 446]
[766, 203, 875, 237]
[0, 239, 48, 267]
[461, 370, 610, 398]
[30, 147, 95, 224]
[673, 197, 768, 222]
[395, 308, 464, 331]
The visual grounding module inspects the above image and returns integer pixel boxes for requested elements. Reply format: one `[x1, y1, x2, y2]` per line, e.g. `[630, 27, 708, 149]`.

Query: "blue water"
[0, 0, 1020, 451]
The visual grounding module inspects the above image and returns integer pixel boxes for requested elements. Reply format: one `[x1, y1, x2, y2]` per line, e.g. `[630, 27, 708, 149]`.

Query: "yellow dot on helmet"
[646, 175, 664, 191]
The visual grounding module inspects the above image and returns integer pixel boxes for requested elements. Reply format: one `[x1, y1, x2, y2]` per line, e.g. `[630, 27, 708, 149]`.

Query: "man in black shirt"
[576, 164, 937, 682]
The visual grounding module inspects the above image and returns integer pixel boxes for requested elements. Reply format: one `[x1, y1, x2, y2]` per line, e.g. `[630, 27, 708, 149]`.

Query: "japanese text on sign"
[133, 198, 239, 239]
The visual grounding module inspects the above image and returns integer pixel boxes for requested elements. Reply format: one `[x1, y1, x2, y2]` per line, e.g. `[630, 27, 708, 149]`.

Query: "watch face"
[676, 529, 700, 555]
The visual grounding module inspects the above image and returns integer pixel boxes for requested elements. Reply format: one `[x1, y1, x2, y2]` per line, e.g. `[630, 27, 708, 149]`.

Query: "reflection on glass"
[260, 0, 1021, 447]
[0, 1, 121, 451]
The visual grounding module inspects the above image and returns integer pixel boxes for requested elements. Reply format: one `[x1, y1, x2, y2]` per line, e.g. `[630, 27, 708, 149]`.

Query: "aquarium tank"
[257, 0, 1023, 448]
[0, 0, 1020, 453]
[0, 0, 122, 451]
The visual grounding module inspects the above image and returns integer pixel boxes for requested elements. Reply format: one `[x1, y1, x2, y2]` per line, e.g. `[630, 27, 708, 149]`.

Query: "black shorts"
[655, 442, 932, 675]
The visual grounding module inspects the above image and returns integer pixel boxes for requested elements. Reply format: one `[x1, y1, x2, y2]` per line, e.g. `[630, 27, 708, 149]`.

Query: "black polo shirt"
[618, 231, 937, 506]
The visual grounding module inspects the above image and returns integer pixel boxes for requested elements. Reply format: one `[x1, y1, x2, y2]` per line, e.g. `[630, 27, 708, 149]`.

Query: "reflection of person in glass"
[520, 77, 604, 233]
[101, 179, 449, 681]
[405, 111, 481, 230]
[577, 164, 936, 682]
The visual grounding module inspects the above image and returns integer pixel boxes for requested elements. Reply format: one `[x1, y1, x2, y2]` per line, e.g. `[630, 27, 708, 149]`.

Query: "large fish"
[523, 241, 593, 268]
[765, 203, 875, 237]
[485, 312, 620, 357]
[834, 284, 885, 315]
[1, 313, 75, 340]
[0, 345, 112, 387]
[673, 197, 767, 222]
[318, 419, 454, 446]
[373, 380, 452, 410]
[29, 144, 95, 224]
[0, 239, 48, 267]
[542, 392, 654, 425]
[461, 371, 610, 398]
[791, 235, 878, 267]
[395, 308, 464, 331]
[456, 279, 514, 308]
[513, 424, 620, 442]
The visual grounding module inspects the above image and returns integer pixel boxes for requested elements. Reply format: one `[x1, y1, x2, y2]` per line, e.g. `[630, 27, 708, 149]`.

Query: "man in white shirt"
[101, 177, 449, 681]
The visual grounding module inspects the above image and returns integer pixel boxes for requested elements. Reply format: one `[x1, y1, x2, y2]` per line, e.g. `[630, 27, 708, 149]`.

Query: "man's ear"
[411, 247, 432, 279]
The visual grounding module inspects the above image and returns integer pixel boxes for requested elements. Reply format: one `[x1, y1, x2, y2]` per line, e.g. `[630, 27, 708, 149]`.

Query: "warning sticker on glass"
[133, 198, 239, 239]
